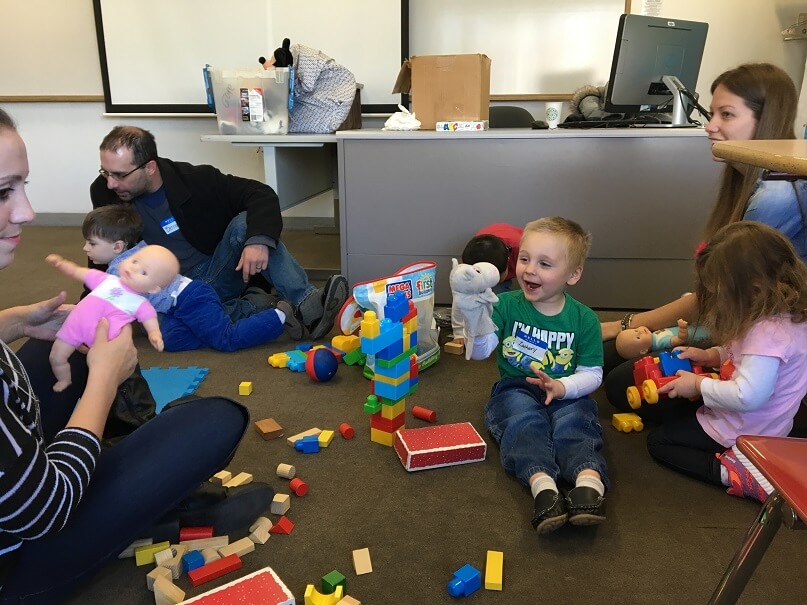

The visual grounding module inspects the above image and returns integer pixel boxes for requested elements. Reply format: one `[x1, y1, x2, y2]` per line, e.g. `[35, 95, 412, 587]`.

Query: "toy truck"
[626, 350, 718, 409]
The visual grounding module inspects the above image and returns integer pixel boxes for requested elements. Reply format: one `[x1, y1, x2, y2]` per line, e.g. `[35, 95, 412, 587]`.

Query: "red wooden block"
[269, 516, 295, 535]
[179, 526, 214, 541]
[181, 566, 294, 604]
[289, 477, 308, 496]
[394, 422, 487, 471]
[339, 422, 355, 439]
[187, 553, 243, 587]
[411, 405, 437, 422]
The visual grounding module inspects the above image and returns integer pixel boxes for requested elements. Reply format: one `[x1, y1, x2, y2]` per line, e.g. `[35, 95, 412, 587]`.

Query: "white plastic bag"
[383, 105, 421, 131]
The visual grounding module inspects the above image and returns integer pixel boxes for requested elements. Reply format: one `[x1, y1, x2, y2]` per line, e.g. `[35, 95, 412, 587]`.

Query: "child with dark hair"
[82, 206, 303, 352]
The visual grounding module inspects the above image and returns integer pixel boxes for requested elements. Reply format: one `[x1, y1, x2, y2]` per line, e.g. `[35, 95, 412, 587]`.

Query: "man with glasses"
[89, 126, 347, 340]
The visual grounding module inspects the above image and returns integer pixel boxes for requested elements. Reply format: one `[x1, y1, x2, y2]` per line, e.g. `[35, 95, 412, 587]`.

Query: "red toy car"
[625, 351, 719, 409]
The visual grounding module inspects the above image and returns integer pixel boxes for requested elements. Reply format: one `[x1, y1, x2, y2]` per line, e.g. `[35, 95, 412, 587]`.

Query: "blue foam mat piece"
[142, 366, 210, 413]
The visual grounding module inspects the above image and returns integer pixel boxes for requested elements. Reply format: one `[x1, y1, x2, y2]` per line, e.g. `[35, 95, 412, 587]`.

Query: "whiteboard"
[94, 0, 407, 113]
[410, 0, 626, 95]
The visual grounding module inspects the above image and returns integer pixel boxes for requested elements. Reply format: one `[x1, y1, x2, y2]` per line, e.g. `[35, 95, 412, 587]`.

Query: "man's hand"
[527, 368, 566, 405]
[236, 244, 270, 283]
[21, 291, 73, 341]
[657, 370, 703, 399]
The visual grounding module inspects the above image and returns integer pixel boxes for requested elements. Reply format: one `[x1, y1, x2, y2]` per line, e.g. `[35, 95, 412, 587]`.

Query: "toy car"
[626, 350, 718, 409]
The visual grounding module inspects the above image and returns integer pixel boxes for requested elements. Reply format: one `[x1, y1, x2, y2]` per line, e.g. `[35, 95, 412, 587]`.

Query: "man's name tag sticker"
[161, 216, 179, 235]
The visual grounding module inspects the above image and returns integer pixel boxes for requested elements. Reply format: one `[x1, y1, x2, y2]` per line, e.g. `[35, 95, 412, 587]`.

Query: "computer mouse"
[531, 120, 548, 129]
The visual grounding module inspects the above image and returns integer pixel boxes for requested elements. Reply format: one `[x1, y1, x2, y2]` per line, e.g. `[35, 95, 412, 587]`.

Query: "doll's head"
[117, 245, 179, 294]
[615, 325, 653, 358]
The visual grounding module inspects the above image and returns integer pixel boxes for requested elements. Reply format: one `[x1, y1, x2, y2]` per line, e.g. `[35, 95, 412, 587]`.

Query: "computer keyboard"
[557, 117, 671, 129]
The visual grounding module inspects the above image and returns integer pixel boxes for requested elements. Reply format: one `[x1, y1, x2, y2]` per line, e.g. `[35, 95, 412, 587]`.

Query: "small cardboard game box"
[393, 54, 491, 130]
[394, 422, 487, 471]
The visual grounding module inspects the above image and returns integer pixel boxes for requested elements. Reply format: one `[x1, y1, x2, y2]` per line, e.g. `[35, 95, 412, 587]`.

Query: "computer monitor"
[604, 14, 709, 127]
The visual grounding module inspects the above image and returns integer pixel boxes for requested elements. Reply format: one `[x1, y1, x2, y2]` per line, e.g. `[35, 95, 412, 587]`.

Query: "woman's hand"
[21, 291, 73, 341]
[527, 368, 566, 405]
[601, 320, 621, 341]
[87, 319, 138, 388]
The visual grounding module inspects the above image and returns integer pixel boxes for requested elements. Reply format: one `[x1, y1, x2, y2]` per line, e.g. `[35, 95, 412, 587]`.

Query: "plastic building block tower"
[359, 292, 420, 446]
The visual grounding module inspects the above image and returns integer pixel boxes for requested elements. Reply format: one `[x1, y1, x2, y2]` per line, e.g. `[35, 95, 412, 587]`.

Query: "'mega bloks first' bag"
[338, 262, 440, 372]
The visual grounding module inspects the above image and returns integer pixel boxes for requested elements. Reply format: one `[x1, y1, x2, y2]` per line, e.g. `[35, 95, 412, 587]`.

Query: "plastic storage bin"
[208, 66, 289, 135]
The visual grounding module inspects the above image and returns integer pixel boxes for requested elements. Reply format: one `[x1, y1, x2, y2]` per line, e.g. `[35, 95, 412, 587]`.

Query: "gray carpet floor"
[5, 226, 804, 604]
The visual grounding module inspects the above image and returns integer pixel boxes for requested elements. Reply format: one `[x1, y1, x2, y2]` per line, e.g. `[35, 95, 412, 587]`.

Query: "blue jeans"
[3, 340, 248, 604]
[184, 212, 316, 321]
[484, 377, 609, 490]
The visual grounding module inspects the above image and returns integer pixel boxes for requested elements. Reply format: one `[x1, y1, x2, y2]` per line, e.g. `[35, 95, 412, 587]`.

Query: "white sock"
[275, 309, 286, 323]
[720, 465, 729, 486]
[731, 445, 774, 494]
[530, 475, 557, 498]
[575, 474, 605, 497]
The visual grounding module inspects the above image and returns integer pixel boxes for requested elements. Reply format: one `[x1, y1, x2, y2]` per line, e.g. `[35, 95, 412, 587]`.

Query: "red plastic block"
[412, 405, 437, 422]
[394, 422, 487, 471]
[179, 526, 214, 541]
[289, 477, 308, 496]
[181, 566, 294, 604]
[270, 516, 295, 535]
[187, 553, 242, 587]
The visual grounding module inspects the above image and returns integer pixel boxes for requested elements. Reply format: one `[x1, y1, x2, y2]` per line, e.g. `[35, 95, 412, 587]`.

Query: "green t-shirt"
[492, 291, 603, 380]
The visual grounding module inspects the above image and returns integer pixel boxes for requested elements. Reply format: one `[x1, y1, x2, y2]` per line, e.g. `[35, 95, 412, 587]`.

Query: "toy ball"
[305, 348, 339, 382]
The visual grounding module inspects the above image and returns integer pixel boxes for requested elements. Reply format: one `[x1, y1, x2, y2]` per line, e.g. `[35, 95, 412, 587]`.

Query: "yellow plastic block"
[380, 400, 405, 419]
[318, 430, 335, 447]
[332, 335, 360, 353]
[238, 381, 253, 396]
[612, 413, 644, 433]
[370, 427, 395, 447]
[373, 371, 408, 386]
[360, 311, 380, 339]
[134, 540, 171, 566]
[485, 550, 504, 590]
[304, 584, 344, 605]
[268, 352, 291, 368]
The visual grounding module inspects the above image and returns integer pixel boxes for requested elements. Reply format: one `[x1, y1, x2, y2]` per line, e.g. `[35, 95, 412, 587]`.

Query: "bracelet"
[620, 313, 635, 331]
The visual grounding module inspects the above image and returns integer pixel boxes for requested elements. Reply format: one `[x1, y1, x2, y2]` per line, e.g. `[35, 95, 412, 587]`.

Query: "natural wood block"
[153, 576, 185, 605]
[443, 341, 465, 355]
[271, 493, 291, 515]
[218, 536, 255, 558]
[223, 471, 253, 488]
[209, 470, 232, 485]
[254, 417, 284, 439]
[286, 427, 321, 447]
[276, 463, 296, 479]
[146, 566, 171, 591]
[352, 547, 373, 575]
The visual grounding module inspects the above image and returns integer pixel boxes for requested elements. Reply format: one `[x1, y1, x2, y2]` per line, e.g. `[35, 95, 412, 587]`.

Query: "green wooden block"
[322, 569, 346, 594]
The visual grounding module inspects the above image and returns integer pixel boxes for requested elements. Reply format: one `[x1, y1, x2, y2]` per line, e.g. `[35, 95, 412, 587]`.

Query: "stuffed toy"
[449, 258, 500, 360]
[259, 38, 293, 69]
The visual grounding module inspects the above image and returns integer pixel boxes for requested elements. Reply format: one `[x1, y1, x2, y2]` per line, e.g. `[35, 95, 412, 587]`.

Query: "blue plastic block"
[384, 291, 409, 323]
[658, 350, 692, 377]
[361, 320, 403, 355]
[373, 377, 411, 401]
[295, 343, 314, 352]
[295, 434, 320, 453]
[447, 564, 481, 598]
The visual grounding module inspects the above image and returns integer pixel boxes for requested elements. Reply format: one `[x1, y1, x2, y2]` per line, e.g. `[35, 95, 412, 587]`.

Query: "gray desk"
[336, 128, 721, 308]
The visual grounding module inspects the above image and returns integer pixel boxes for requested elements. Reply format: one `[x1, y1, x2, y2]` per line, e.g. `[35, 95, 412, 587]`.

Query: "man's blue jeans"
[185, 212, 317, 321]
[484, 377, 609, 489]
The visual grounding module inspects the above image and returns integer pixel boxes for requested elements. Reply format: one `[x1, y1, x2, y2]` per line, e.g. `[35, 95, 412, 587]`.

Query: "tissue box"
[393, 54, 491, 130]
[207, 66, 290, 135]
[394, 422, 487, 471]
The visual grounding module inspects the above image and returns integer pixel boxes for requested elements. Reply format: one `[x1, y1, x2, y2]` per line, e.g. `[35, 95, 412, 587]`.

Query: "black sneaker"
[176, 481, 275, 536]
[531, 489, 567, 534]
[566, 486, 606, 526]
[307, 275, 349, 340]
[276, 300, 304, 340]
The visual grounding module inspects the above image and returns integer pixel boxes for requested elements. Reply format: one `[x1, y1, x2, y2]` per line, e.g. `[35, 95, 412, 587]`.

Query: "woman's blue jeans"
[484, 377, 609, 490]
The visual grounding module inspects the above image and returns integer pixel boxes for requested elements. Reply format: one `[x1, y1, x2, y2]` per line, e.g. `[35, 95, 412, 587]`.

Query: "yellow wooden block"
[318, 429, 335, 447]
[238, 381, 253, 396]
[370, 427, 395, 447]
[304, 584, 344, 605]
[268, 352, 290, 368]
[134, 540, 171, 566]
[485, 549, 504, 590]
[381, 400, 405, 420]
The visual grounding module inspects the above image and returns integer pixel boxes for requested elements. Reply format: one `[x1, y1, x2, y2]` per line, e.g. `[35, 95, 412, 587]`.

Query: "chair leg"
[709, 492, 785, 605]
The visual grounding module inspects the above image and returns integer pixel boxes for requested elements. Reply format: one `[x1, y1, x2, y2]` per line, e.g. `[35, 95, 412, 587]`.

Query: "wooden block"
[305, 584, 343, 604]
[153, 576, 185, 605]
[270, 516, 294, 534]
[118, 537, 152, 558]
[179, 536, 229, 551]
[187, 553, 243, 587]
[485, 549, 504, 591]
[443, 341, 465, 355]
[286, 427, 321, 446]
[179, 526, 213, 541]
[276, 463, 296, 479]
[134, 540, 170, 566]
[223, 471, 253, 488]
[218, 536, 255, 558]
[238, 381, 253, 395]
[352, 547, 372, 575]
[337, 596, 362, 605]
[146, 566, 172, 591]
[165, 544, 188, 580]
[153, 546, 175, 567]
[248, 517, 272, 544]
[209, 470, 232, 485]
[271, 493, 291, 515]
[394, 422, 487, 471]
[200, 547, 221, 564]
[255, 417, 284, 440]
[249, 516, 273, 533]
[318, 429, 335, 447]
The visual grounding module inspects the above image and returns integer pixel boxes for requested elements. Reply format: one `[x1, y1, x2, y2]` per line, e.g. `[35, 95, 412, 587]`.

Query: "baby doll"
[47, 245, 179, 392]
[616, 318, 710, 359]
[449, 258, 500, 360]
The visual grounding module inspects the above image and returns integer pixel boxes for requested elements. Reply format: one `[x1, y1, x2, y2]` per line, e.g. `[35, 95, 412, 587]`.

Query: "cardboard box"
[393, 54, 491, 130]
[207, 66, 290, 135]
[394, 422, 487, 471]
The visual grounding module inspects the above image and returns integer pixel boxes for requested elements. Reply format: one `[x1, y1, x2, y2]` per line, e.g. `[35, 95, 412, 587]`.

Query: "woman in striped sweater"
[0, 110, 266, 604]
